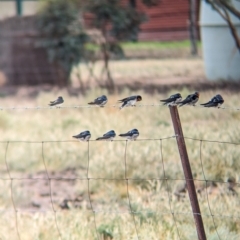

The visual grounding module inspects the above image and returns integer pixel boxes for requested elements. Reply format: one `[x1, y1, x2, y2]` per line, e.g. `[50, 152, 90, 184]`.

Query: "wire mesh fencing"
[0, 104, 240, 239]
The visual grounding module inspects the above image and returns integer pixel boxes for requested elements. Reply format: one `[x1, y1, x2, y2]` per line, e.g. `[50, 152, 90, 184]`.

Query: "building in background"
[127, 0, 200, 41]
[0, 0, 200, 41]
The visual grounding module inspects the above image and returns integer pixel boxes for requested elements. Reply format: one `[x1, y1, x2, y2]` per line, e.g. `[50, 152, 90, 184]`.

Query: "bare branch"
[209, 1, 228, 20]
[219, 0, 240, 19]
[206, 0, 240, 52]
[222, 6, 240, 51]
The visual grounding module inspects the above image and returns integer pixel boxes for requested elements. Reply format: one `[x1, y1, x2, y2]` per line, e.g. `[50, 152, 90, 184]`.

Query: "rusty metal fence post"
[169, 106, 206, 240]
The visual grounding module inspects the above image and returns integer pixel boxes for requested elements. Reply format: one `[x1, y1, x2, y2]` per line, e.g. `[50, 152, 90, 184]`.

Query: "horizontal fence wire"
[1, 136, 240, 239]
[0, 207, 239, 220]
[0, 177, 239, 184]
[0, 104, 240, 111]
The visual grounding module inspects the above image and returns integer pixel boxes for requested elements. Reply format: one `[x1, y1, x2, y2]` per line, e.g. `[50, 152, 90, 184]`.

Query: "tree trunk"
[188, 0, 198, 55]
[101, 21, 115, 91]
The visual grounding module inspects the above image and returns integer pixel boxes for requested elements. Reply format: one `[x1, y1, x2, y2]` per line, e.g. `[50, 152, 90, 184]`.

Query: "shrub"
[37, 0, 89, 85]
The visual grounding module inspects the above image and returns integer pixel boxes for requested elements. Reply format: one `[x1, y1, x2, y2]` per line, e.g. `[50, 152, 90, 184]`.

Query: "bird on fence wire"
[118, 95, 142, 109]
[48, 96, 64, 107]
[88, 95, 108, 107]
[160, 93, 182, 106]
[200, 94, 224, 108]
[72, 130, 91, 142]
[96, 130, 116, 141]
[178, 92, 199, 107]
[119, 128, 139, 141]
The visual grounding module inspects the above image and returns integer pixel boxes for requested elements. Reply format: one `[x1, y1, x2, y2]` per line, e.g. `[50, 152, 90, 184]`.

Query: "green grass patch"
[86, 40, 201, 52]
[121, 40, 201, 50]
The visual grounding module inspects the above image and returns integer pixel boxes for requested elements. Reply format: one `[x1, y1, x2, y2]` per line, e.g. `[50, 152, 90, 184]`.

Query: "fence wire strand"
[86, 141, 100, 240]
[42, 142, 62, 240]
[87, 179, 99, 240]
[0, 103, 240, 112]
[4, 142, 21, 240]
[1, 135, 240, 239]
[199, 140, 221, 240]
[124, 140, 140, 239]
[160, 139, 182, 240]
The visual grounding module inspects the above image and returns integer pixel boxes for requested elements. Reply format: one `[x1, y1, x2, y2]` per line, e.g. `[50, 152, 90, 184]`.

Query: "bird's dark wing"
[96, 135, 109, 140]
[119, 132, 129, 137]
[178, 95, 192, 107]
[179, 98, 190, 105]
[49, 98, 63, 106]
[49, 101, 58, 106]
[200, 100, 211, 106]
[73, 133, 81, 138]
[96, 137, 104, 140]
[94, 97, 105, 104]
[118, 96, 136, 103]
[203, 102, 217, 107]
[160, 97, 174, 103]
[215, 95, 224, 104]
[120, 101, 128, 108]
[88, 102, 95, 105]
[88, 98, 99, 105]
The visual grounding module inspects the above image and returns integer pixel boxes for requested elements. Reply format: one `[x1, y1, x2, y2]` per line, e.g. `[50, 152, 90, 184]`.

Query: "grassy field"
[70, 57, 205, 91]
[87, 40, 201, 51]
[0, 87, 240, 240]
[121, 40, 201, 50]
[86, 40, 202, 60]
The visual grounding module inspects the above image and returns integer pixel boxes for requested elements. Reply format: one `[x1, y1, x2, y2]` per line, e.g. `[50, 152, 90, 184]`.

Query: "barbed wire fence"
[0, 103, 240, 111]
[1, 104, 240, 239]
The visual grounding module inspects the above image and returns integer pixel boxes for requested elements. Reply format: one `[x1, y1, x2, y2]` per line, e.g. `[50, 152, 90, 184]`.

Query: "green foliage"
[110, 6, 147, 41]
[37, 0, 89, 82]
[121, 40, 201, 50]
[97, 223, 114, 239]
[131, 203, 159, 225]
[86, 0, 147, 52]
[85, 0, 149, 89]
[103, 42, 125, 58]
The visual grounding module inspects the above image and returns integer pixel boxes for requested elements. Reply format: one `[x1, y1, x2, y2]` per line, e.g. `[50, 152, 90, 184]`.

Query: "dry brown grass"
[70, 58, 205, 89]
[0, 86, 240, 239]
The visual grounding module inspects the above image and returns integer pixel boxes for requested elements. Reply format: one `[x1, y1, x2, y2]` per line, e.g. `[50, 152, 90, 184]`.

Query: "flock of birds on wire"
[48, 92, 224, 142]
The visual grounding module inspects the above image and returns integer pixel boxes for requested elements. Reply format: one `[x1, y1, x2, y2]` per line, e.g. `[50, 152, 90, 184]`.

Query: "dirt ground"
[13, 169, 225, 212]
[17, 168, 90, 212]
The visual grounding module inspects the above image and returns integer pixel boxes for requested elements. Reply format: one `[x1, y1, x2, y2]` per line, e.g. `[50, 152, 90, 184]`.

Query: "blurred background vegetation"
[0, 0, 240, 239]
[36, 0, 167, 89]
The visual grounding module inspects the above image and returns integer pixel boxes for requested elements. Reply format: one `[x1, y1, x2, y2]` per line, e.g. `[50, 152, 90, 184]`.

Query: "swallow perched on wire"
[72, 130, 91, 142]
[160, 93, 182, 106]
[48, 96, 64, 107]
[178, 92, 199, 107]
[96, 130, 116, 141]
[119, 128, 139, 141]
[118, 95, 142, 109]
[88, 95, 108, 107]
[200, 94, 224, 108]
